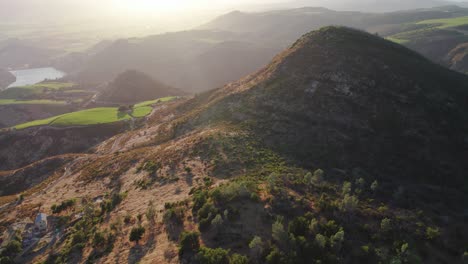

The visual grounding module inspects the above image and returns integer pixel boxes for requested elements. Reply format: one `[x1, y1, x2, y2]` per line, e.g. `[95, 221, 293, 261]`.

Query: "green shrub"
[1, 240, 21, 258]
[315, 234, 327, 249]
[380, 218, 392, 233]
[426, 227, 440, 240]
[196, 247, 230, 264]
[179, 231, 200, 256]
[229, 253, 249, 264]
[288, 216, 309, 237]
[51, 199, 76, 214]
[129, 226, 145, 245]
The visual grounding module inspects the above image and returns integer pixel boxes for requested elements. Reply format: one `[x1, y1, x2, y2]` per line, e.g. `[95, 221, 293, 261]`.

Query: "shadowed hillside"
[97, 70, 185, 104]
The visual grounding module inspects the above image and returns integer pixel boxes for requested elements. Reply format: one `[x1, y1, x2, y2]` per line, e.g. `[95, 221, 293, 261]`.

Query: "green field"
[0, 99, 66, 105]
[0, 82, 75, 99]
[134, 96, 178, 107]
[387, 16, 468, 44]
[13, 96, 180, 129]
[417, 16, 468, 29]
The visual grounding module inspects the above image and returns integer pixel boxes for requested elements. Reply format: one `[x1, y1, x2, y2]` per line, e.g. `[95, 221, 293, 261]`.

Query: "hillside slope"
[97, 70, 185, 104]
[0, 27, 466, 264]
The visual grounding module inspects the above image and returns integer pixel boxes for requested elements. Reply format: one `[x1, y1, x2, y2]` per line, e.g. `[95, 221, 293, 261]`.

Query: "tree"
[129, 226, 145, 245]
[312, 169, 324, 185]
[380, 218, 392, 233]
[370, 180, 379, 193]
[426, 227, 440, 240]
[272, 218, 289, 249]
[342, 182, 352, 195]
[179, 231, 200, 256]
[196, 247, 230, 264]
[230, 253, 249, 264]
[340, 194, 359, 213]
[315, 234, 327, 249]
[288, 216, 308, 236]
[330, 229, 345, 251]
[309, 218, 319, 234]
[2, 240, 21, 257]
[249, 236, 264, 260]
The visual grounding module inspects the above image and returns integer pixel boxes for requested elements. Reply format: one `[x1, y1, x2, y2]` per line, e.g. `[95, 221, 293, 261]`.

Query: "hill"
[0, 27, 466, 264]
[65, 6, 468, 94]
[0, 69, 15, 89]
[97, 70, 184, 104]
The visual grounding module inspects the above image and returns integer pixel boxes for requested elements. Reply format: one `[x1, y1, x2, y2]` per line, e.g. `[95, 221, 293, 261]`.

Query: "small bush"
[129, 226, 146, 245]
[51, 199, 76, 214]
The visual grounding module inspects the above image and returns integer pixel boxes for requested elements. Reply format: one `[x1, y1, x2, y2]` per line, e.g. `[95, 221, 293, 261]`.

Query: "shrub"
[211, 214, 224, 232]
[129, 226, 145, 245]
[51, 199, 76, 214]
[2, 240, 21, 257]
[312, 169, 324, 185]
[340, 194, 359, 212]
[272, 218, 289, 248]
[164, 207, 185, 225]
[192, 190, 208, 211]
[309, 218, 319, 234]
[380, 218, 392, 233]
[249, 236, 264, 260]
[229, 253, 249, 264]
[179, 231, 200, 256]
[266, 247, 286, 264]
[426, 227, 440, 240]
[342, 182, 352, 195]
[330, 229, 345, 251]
[370, 180, 379, 192]
[315, 234, 327, 249]
[288, 216, 309, 237]
[92, 231, 106, 247]
[196, 247, 230, 264]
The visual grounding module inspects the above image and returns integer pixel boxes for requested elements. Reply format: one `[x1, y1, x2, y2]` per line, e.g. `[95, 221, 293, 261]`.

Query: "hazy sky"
[0, 0, 466, 39]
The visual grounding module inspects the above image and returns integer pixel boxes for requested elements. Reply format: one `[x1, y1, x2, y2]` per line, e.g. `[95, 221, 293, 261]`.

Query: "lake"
[8, 67, 65, 88]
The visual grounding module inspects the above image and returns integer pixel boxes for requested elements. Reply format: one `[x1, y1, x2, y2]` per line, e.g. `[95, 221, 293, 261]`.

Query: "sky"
[0, 0, 466, 39]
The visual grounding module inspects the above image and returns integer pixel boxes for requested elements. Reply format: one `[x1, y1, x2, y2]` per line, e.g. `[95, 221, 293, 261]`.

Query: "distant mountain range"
[276, 0, 468, 12]
[58, 5, 468, 93]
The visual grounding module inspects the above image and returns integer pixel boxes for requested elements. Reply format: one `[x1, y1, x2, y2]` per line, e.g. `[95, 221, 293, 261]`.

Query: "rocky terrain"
[0, 27, 466, 264]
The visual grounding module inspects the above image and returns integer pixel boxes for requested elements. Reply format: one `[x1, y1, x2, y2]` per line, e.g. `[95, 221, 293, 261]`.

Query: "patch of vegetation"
[13, 95, 172, 129]
[0, 82, 74, 99]
[0, 99, 66, 105]
[129, 226, 146, 245]
[51, 199, 76, 214]
[134, 96, 178, 107]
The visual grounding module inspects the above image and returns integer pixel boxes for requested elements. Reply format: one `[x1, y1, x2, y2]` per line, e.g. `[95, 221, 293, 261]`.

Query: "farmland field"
[0, 82, 75, 99]
[0, 99, 66, 105]
[417, 16, 468, 29]
[13, 97, 174, 129]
